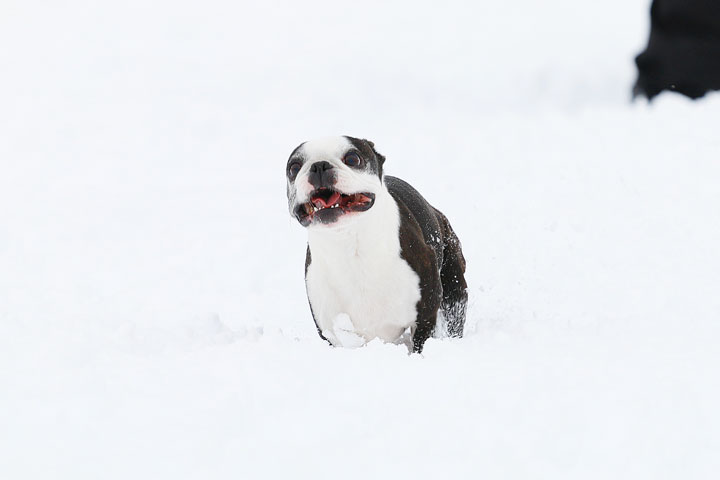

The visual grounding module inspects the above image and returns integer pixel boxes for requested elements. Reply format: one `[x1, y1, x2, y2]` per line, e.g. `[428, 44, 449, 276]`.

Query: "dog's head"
[286, 136, 386, 227]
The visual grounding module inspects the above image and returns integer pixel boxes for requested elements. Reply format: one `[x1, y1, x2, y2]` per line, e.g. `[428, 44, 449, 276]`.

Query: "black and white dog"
[286, 136, 467, 353]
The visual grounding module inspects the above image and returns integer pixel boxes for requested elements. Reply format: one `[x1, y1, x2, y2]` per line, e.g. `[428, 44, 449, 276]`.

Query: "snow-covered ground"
[2, 1, 719, 478]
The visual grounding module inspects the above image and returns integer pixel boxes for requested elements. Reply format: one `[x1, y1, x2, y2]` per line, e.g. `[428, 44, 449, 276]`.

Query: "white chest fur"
[304, 188, 421, 347]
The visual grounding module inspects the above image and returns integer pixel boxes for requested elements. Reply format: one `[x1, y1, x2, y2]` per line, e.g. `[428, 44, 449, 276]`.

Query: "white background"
[1, 1, 719, 478]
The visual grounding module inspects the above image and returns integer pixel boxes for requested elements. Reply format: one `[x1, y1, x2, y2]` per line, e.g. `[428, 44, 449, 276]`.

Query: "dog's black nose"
[310, 161, 333, 174]
[307, 161, 336, 189]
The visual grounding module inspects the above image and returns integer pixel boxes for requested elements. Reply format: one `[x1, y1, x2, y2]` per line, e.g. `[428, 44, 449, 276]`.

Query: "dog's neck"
[307, 185, 399, 261]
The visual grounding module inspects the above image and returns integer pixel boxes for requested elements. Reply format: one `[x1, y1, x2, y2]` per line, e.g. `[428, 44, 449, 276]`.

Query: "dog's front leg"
[411, 273, 442, 354]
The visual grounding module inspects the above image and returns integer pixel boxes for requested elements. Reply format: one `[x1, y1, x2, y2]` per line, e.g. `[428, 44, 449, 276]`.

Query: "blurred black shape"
[634, 0, 720, 100]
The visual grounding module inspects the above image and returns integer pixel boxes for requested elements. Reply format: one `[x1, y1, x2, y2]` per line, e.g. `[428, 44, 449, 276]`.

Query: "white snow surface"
[1, 1, 719, 478]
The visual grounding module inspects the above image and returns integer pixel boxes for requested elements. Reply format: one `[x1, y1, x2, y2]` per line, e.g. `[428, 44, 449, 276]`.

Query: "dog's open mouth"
[294, 188, 375, 226]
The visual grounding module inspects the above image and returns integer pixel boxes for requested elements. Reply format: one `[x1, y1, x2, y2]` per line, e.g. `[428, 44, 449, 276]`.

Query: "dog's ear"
[364, 139, 385, 166]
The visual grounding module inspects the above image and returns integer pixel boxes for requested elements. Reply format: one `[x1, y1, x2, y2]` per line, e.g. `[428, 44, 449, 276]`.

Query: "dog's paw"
[323, 313, 366, 348]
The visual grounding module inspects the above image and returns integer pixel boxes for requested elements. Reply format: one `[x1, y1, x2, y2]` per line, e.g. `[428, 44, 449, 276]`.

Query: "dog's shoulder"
[385, 175, 443, 264]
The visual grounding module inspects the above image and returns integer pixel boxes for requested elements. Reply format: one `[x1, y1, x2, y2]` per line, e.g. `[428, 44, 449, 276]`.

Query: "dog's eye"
[288, 161, 302, 179]
[343, 152, 362, 167]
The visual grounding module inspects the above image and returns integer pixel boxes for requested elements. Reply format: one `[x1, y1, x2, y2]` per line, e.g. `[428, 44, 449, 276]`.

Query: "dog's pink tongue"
[313, 191, 341, 208]
[327, 192, 341, 206]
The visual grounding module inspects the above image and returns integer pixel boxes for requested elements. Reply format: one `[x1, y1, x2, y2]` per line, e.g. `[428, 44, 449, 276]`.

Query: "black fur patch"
[635, 0, 720, 100]
[344, 136, 386, 178]
[386, 176, 468, 353]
